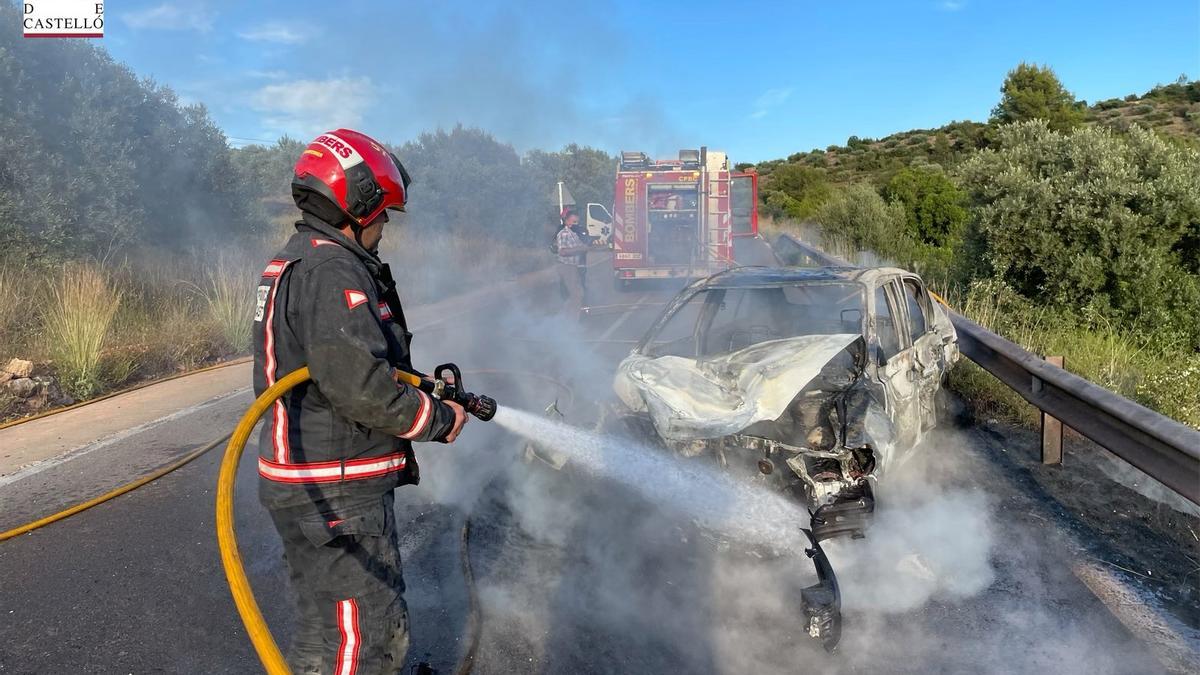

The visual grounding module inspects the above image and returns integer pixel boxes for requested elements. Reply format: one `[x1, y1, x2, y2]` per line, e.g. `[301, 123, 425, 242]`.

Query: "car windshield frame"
[635, 280, 867, 358]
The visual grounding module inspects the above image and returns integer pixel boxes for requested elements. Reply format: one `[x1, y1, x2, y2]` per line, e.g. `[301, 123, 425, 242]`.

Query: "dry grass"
[111, 253, 252, 378]
[945, 279, 1199, 429]
[42, 264, 124, 399]
[0, 230, 548, 418]
[0, 267, 20, 342]
[192, 254, 257, 352]
[0, 252, 252, 414]
[0, 265, 46, 361]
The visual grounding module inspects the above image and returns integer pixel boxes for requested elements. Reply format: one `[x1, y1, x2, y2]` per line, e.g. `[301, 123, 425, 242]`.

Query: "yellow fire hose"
[216, 366, 311, 675]
[0, 435, 230, 542]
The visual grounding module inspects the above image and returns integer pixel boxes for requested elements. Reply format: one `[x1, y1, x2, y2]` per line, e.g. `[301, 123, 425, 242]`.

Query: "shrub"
[846, 136, 873, 150]
[958, 121, 1200, 348]
[381, 229, 548, 305]
[882, 167, 968, 247]
[760, 164, 834, 220]
[814, 183, 908, 256]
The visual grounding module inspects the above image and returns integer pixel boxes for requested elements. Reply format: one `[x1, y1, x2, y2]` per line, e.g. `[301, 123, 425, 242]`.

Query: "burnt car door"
[870, 278, 921, 453]
[901, 276, 945, 434]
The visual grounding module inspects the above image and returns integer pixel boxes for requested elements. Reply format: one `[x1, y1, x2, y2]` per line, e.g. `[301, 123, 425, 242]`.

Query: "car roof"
[696, 265, 910, 289]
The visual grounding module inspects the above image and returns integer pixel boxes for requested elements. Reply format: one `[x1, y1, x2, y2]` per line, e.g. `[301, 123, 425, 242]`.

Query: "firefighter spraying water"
[244, 129, 498, 674]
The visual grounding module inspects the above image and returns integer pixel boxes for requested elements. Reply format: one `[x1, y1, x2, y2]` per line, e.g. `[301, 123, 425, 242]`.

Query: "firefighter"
[253, 128, 467, 674]
[556, 207, 589, 316]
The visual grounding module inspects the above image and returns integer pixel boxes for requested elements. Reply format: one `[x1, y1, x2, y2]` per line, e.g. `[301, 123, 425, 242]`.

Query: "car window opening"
[645, 282, 865, 359]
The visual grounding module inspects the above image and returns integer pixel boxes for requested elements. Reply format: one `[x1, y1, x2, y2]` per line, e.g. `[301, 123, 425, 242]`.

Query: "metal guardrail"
[773, 233, 1200, 505]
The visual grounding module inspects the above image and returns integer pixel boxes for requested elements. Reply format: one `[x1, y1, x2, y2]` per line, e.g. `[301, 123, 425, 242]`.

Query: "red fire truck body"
[611, 148, 757, 286]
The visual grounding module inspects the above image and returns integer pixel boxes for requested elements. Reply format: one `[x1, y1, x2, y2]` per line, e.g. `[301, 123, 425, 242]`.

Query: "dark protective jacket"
[253, 213, 456, 510]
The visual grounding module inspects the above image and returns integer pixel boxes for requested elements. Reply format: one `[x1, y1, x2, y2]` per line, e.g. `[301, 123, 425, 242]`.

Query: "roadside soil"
[960, 406, 1200, 629]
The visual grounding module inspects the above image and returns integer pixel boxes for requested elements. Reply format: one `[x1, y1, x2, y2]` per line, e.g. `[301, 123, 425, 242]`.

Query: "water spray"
[490, 406, 843, 648]
[492, 407, 810, 553]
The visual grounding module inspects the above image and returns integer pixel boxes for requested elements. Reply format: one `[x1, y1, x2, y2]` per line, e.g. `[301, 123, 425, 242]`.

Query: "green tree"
[0, 2, 258, 260]
[233, 137, 305, 199]
[524, 144, 617, 219]
[959, 120, 1200, 347]
[882, 166, 968, 247]
[395, 127, 614, 246]
[991, 62, 1085, 132]
[760, 164, 833, 220]
[398, 125, 536, 241]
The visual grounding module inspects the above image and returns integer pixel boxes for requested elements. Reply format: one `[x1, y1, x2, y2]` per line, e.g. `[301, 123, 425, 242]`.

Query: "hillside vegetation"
[753, 65, 1200, 428]
[747, 73, 1200, 195]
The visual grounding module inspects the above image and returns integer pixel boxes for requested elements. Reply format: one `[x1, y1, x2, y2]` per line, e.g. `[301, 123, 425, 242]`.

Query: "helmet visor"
[388, 152, 412, 211]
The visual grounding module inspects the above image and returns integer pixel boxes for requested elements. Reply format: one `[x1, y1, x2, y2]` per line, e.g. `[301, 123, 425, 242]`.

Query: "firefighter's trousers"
[269, 490, 409, 674]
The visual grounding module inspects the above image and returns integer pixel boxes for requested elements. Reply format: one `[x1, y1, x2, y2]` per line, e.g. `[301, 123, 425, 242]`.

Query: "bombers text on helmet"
[291, 129, 412, 226]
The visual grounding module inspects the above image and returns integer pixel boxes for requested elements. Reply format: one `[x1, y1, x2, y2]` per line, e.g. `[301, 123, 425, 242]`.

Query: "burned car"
[611, 265, 959, 648]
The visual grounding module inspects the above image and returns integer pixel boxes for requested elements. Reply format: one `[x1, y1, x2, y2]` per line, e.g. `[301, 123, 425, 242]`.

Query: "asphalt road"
[0, 238, 1190, 674]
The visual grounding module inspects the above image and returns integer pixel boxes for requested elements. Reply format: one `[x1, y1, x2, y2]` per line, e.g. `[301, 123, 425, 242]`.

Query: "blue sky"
[101, 0, 1199, 162]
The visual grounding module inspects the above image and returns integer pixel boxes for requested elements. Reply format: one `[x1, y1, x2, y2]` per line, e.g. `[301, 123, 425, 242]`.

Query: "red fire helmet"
[291, 129, 412, 226]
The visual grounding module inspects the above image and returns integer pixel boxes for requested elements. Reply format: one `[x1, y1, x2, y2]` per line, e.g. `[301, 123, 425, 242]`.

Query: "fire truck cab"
[611, 148, 758, 289]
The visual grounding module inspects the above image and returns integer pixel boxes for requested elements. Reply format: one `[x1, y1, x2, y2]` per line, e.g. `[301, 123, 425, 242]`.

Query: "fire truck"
[611, 147, 758, 289]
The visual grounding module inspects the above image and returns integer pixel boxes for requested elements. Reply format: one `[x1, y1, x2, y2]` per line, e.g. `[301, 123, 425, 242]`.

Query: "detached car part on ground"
[611, 266, 959, 650]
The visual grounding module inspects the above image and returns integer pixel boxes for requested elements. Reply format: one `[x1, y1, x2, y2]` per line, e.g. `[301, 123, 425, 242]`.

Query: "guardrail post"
[1040, 356, 1065, 465]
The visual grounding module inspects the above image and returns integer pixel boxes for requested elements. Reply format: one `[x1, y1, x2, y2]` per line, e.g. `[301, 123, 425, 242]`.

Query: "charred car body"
[611, 265, 959, 648]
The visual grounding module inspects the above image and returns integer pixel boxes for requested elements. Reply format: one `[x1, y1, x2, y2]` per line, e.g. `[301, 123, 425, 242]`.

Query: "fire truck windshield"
[647, 185, 698, 211]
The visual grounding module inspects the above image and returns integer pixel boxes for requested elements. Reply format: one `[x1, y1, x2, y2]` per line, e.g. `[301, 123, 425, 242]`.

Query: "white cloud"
[940, 1, 966, 10]
[245, 69, 289, 80]
[748, 87, 793, 121]
[251, 77, 374, 139]
[122, 3, 213, 31]
[238, 23, 307, 44]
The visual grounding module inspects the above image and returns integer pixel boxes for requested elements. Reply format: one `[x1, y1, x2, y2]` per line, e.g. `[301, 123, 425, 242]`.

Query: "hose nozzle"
[462, 392, 497, 421]
[403, 363, 497, 422]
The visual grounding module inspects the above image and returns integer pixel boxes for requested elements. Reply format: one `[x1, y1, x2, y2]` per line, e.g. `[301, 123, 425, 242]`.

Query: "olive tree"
[959, 120, 1200, 347]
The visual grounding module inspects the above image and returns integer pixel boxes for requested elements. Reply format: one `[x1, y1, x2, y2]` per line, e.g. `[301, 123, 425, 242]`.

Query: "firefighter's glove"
[437, 400, 468, 443]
